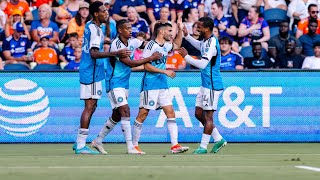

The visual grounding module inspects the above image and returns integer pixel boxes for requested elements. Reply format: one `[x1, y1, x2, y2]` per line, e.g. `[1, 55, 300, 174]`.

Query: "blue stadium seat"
[32, 9, 39, 21]
[33, 64, 61, 70]
[4, 64, 30, 70]
[270, 26, 280, 37]
[240, 46, 268, 59]
[264, 8, 288, 23]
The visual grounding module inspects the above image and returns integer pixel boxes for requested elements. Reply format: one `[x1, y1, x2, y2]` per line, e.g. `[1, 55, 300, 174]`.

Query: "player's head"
[153, 21, 172, 41]
[197, 17, 214, 37]
[116, 19, 132, 39]
[252, 42, 262, 58]
[89, 1, 109, 23]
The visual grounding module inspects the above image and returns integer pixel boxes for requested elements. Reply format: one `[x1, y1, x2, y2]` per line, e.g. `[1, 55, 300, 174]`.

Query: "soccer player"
[178, 17, 227, 154]
[74, 1, 131, 155]
[91, 19, 162, 154]
[131, 21, 189, 154]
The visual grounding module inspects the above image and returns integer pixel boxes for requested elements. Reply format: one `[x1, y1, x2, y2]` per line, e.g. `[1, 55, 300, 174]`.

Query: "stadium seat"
[270, 26, 280, 37]
[33, 64, 61, 70]
[4, 64, 30, 70]
[32, 9, 39, 21]
[240, 46, 268, 59]
[264, 8, 288, 23]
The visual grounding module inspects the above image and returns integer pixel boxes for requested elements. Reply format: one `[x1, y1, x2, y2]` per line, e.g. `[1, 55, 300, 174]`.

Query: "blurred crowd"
[1, 0, 320, 70]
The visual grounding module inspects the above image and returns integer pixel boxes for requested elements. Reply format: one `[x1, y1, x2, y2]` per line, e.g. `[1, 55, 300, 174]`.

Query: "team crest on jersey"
[20, 41, 25, 46]
[164, 47, 167, 52]
[130, 46, 134, 51]
[149, 100, 155, 106]
[118, 97, 123, 103]
[205, 47, 209, 52]
[97, 90, 102, 95]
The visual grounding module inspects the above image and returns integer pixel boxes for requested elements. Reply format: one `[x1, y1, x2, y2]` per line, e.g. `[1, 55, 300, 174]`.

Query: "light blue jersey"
[200, 35, 224, 90]
[79, 21, 105, 84]
[141, 40, 173, 91]
[105, 37, 144, 91]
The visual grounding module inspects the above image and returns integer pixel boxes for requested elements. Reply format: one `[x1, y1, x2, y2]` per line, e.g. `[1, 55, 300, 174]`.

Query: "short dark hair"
[212, 0, 223, 10]
[153, 21, 172, 38]
[116, 19, 130, 32]
[309, 17, 318, 25]
[89, 1, 104, 17]
[252, 42, 262, 48]
[251, 5, 261, 14]
[198, 17, 214, 32]
[308, 4, 318, 11]
[68, 32, 79, 39]
[313, 41, 320, 48]
[219, 36, 232, 45]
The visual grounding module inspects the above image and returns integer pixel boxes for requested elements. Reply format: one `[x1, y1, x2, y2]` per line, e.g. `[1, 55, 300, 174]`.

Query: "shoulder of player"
[145, 40, 157, 50]
[205, 36, 218, 47]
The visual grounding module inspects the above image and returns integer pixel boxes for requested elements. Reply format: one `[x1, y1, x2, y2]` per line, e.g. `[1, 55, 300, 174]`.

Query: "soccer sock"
[200, 133, 211, 149]
[95, 117, 117, 144]
[132, 120, 143, 146]
[211, 127, 223, 142]
[121, 117, 134, 150]
[167, 118, 178, 146]
[76, 128, 89, 149]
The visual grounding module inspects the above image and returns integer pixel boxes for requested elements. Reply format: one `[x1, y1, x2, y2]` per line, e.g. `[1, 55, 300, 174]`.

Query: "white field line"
[295, 166, 320, 172]
[0, 165, 292, 169]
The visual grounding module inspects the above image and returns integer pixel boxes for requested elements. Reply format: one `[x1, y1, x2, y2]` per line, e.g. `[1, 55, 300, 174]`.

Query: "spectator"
[181, 22, 201, 58]
[67, 1, 91, 44]
[33, 35, 58, 65]
[65, 45, 81, 70]
[54, 2, 73, 29]
[59, 32, 78, 63]
[182, 8, 199, 34]
[112, 0, 146, 21]
[4, 0, 33, 22]
[238, 6, 270, 50]
[0, 56, 3, 69]
[0, 0, 6, 35]
[276, 39, 305, 68]
[269, 20, 302, 60]
[32, 0, 53, 8]
[302, 41, 320, 69]
[244, 42, 274, 69]
[146, 0, 176, 23]
[2, 22, 32, 65]
[205, 0, 232, 18]
[296, 4, 320, 38]
[4, 9, 30, 39]
[220, 37, 244, 70]
[134, 32, 147, 61]
[287, 0, 318, 22]
[264, 0, 287, 11]
[299, 18, 320, 56]
[31, 4, 59, 48]
[213, 26, 220, 38]
[211, 1, 238, 52]
[232, 0, 262, 24]
[127, 6, 150, 39]
[150, 7, 178, 39]
[176, 0, 204, 18]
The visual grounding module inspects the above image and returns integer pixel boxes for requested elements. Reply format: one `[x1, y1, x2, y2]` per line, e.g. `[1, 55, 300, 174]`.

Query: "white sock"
[121, 117, 134, 150]
[200, 133, 211, 149]
[132, 120, 143, 146]
[212, 127, 223, 142]
[96, 117, 117, 144]
[167, 118, 178, 146]
[76, 128, 88, 149]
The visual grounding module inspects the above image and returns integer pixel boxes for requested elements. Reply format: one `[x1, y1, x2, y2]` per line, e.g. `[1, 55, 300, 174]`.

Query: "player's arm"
[90, 48, 131, 59]
[144, 63, 176, 78]
[119, 52, 162, 67]
[172, 18, 184, 50]
[182, 24, 201, 50]
[178, 40, 217, 69]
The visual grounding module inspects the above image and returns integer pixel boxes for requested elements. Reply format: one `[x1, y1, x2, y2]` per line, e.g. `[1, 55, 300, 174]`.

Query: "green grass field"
[0, 143, 319, 180]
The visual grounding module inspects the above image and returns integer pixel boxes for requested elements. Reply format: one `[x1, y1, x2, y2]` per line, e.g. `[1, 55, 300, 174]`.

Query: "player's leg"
[132, 107, 149, 154]
[160, 89, 189, 154]
[91, 109, 121, 154]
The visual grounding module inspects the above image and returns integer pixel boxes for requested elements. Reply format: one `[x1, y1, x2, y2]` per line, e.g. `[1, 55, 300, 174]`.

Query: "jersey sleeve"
[235, 53, 244, 66]
[132, 38, 144, 49]
[202, 37, 217, 61]
[165, 42, 173, 52]
[142, 41, 155, 58]
[88, 24, 102, 49]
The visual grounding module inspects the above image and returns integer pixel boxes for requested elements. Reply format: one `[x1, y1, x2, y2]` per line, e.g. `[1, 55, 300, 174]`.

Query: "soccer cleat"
[171, 144, 189, 154]
[72, 143, 77, 150]
[211, 138, 227, 153]
[91, 140, 108, 155]
[193, 147, 208, 154]
[74, 145, 100, 155]
[134, 146, 146, 154]
[128, 147, 144, 154]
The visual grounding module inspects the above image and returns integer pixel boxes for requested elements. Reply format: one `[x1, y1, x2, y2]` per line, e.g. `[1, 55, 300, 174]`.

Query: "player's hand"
[116, 49, 131, 58]
[177, 47, 188, 58]
[150, 52, 162, 61]
[164, 70, 176, 79]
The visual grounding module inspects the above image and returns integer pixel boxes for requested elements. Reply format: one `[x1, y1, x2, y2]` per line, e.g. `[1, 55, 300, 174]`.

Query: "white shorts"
[108, 88, 129, 109]
[268, 0, 286, 8]
[80, 81, 103, 100]
[195, 87, 223, 111]
[139, 89, 172, 110]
